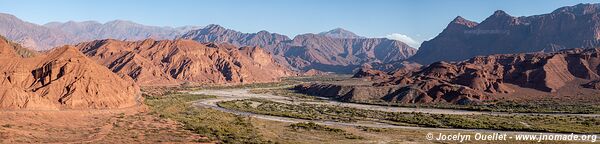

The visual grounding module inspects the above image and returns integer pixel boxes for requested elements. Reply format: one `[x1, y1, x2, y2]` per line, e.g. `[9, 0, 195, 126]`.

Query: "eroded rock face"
[583, 80, 600, 90]
[180, 25, 417, 73]
[412, 3, 600, 65]
[0, 37, 139, 110]
[303, 69, 329, 76]
[297, 48, 600, 104]
[278, 34, 416, 73]
[179, 24, 290, 53]
[352, 68, 390, 81]
[75, 39, 294, 86]
[383, 48, 600, 94]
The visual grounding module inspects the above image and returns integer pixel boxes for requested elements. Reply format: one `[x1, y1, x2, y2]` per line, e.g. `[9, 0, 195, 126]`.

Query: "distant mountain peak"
[329, 27, 349, 32]
[448, 16, 478, 29]
[318, 28, 364, 39]
[0, 13, 18, 19]
[105, 20, 140, 26]
[450, 16, 476, 25]
[257, 30, 270, 34]
[492, 10, 510, 17]
[553, 3, 600, 15]
[204, 24, 226, 30]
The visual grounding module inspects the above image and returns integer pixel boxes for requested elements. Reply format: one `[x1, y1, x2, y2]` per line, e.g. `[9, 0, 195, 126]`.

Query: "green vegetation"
[288, 122, 363, 139]
[186, 81, 293, 90]
[355, 126, 388, 132]
[249, 87, 323, 101]
[218, 99, 600, 134]
[350, 100, 600, 114]
[145, 93, 271, 143]
[0, 35, 37, 58]
[259, 85, 600, 114]
[282, 75, 353, 83]
[182, 75, 353, 91]
[289, 122, 344, 132]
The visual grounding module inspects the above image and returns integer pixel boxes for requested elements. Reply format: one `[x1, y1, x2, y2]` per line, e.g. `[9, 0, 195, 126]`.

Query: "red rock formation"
[0, 36, 139, 110]
[297, 48, 600, 104]
[352, 68, 390, 80]
[303, 69, 329, 76]
[75, 39, 294, 86]
[412, 4, 600, 65]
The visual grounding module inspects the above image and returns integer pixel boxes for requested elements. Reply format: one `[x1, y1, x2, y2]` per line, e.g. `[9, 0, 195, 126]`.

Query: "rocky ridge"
[0, 36, 139, 110]
[412, 3, 600, 65]
[75, 39, 294, 86]
[297, 48, 600, 104]
[179, 25, 417, 73]
[0, 13, 198, 50]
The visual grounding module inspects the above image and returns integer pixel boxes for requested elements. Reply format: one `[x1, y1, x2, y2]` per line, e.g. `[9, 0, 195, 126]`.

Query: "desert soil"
[0, 106, 205, 143]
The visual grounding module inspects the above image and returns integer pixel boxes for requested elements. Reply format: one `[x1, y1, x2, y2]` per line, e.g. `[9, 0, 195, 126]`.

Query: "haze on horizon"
[0, 0, 597, 48]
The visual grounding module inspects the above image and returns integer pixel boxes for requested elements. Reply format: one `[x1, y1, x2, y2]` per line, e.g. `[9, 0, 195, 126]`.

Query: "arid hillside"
[180, 25, 417, 73]
[412, 3, 600, 65]
[297, 48, 600, 104]
[75, 39, 294, 86]
[0, 36, 139, 110]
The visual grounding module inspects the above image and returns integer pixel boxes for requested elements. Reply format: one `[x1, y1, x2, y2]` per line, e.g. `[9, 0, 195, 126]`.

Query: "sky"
[1, 0, 599, 48]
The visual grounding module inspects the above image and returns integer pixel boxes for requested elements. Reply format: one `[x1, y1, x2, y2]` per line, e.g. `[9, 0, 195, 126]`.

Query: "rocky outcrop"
[75, 39, 294, 86]
[179, 25, 417, 73]
[376, 48, 600, 102]
[297, 48, 600, 104]
[352, 68, 390, 80]
[303, 69, 330, 76]
[583, 80, 600, 90]
[294, 83, 405, 102]
[0, 36, 139, 110]
[412, 3, 600, 65]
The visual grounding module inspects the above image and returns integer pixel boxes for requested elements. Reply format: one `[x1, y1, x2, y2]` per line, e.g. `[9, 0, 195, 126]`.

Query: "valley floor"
[0, 106, 205, 143]
[1, 76, 599, 143]
[190, 87, 599, 143]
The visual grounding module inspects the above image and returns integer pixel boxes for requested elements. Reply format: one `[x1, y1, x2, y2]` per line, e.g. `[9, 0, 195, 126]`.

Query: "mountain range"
[2, 3, 600, 109]
[299, 48, 600, 104]
[4, 3, 600, 75]
[180, 25, 416, 73]
[294, 3, 600, 105]
[411, 3, 600, 65]
[0, 13, 198, 50]
[0, 14, 417, 73]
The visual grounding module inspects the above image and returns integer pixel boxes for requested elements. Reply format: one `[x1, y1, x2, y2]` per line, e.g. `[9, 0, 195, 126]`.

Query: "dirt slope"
[0, 36, 139, 110]
[76, 39, 294, 86]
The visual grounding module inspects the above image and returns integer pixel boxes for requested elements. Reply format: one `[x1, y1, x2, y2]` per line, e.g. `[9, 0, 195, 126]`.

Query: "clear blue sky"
[1, 0, 598, 47]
